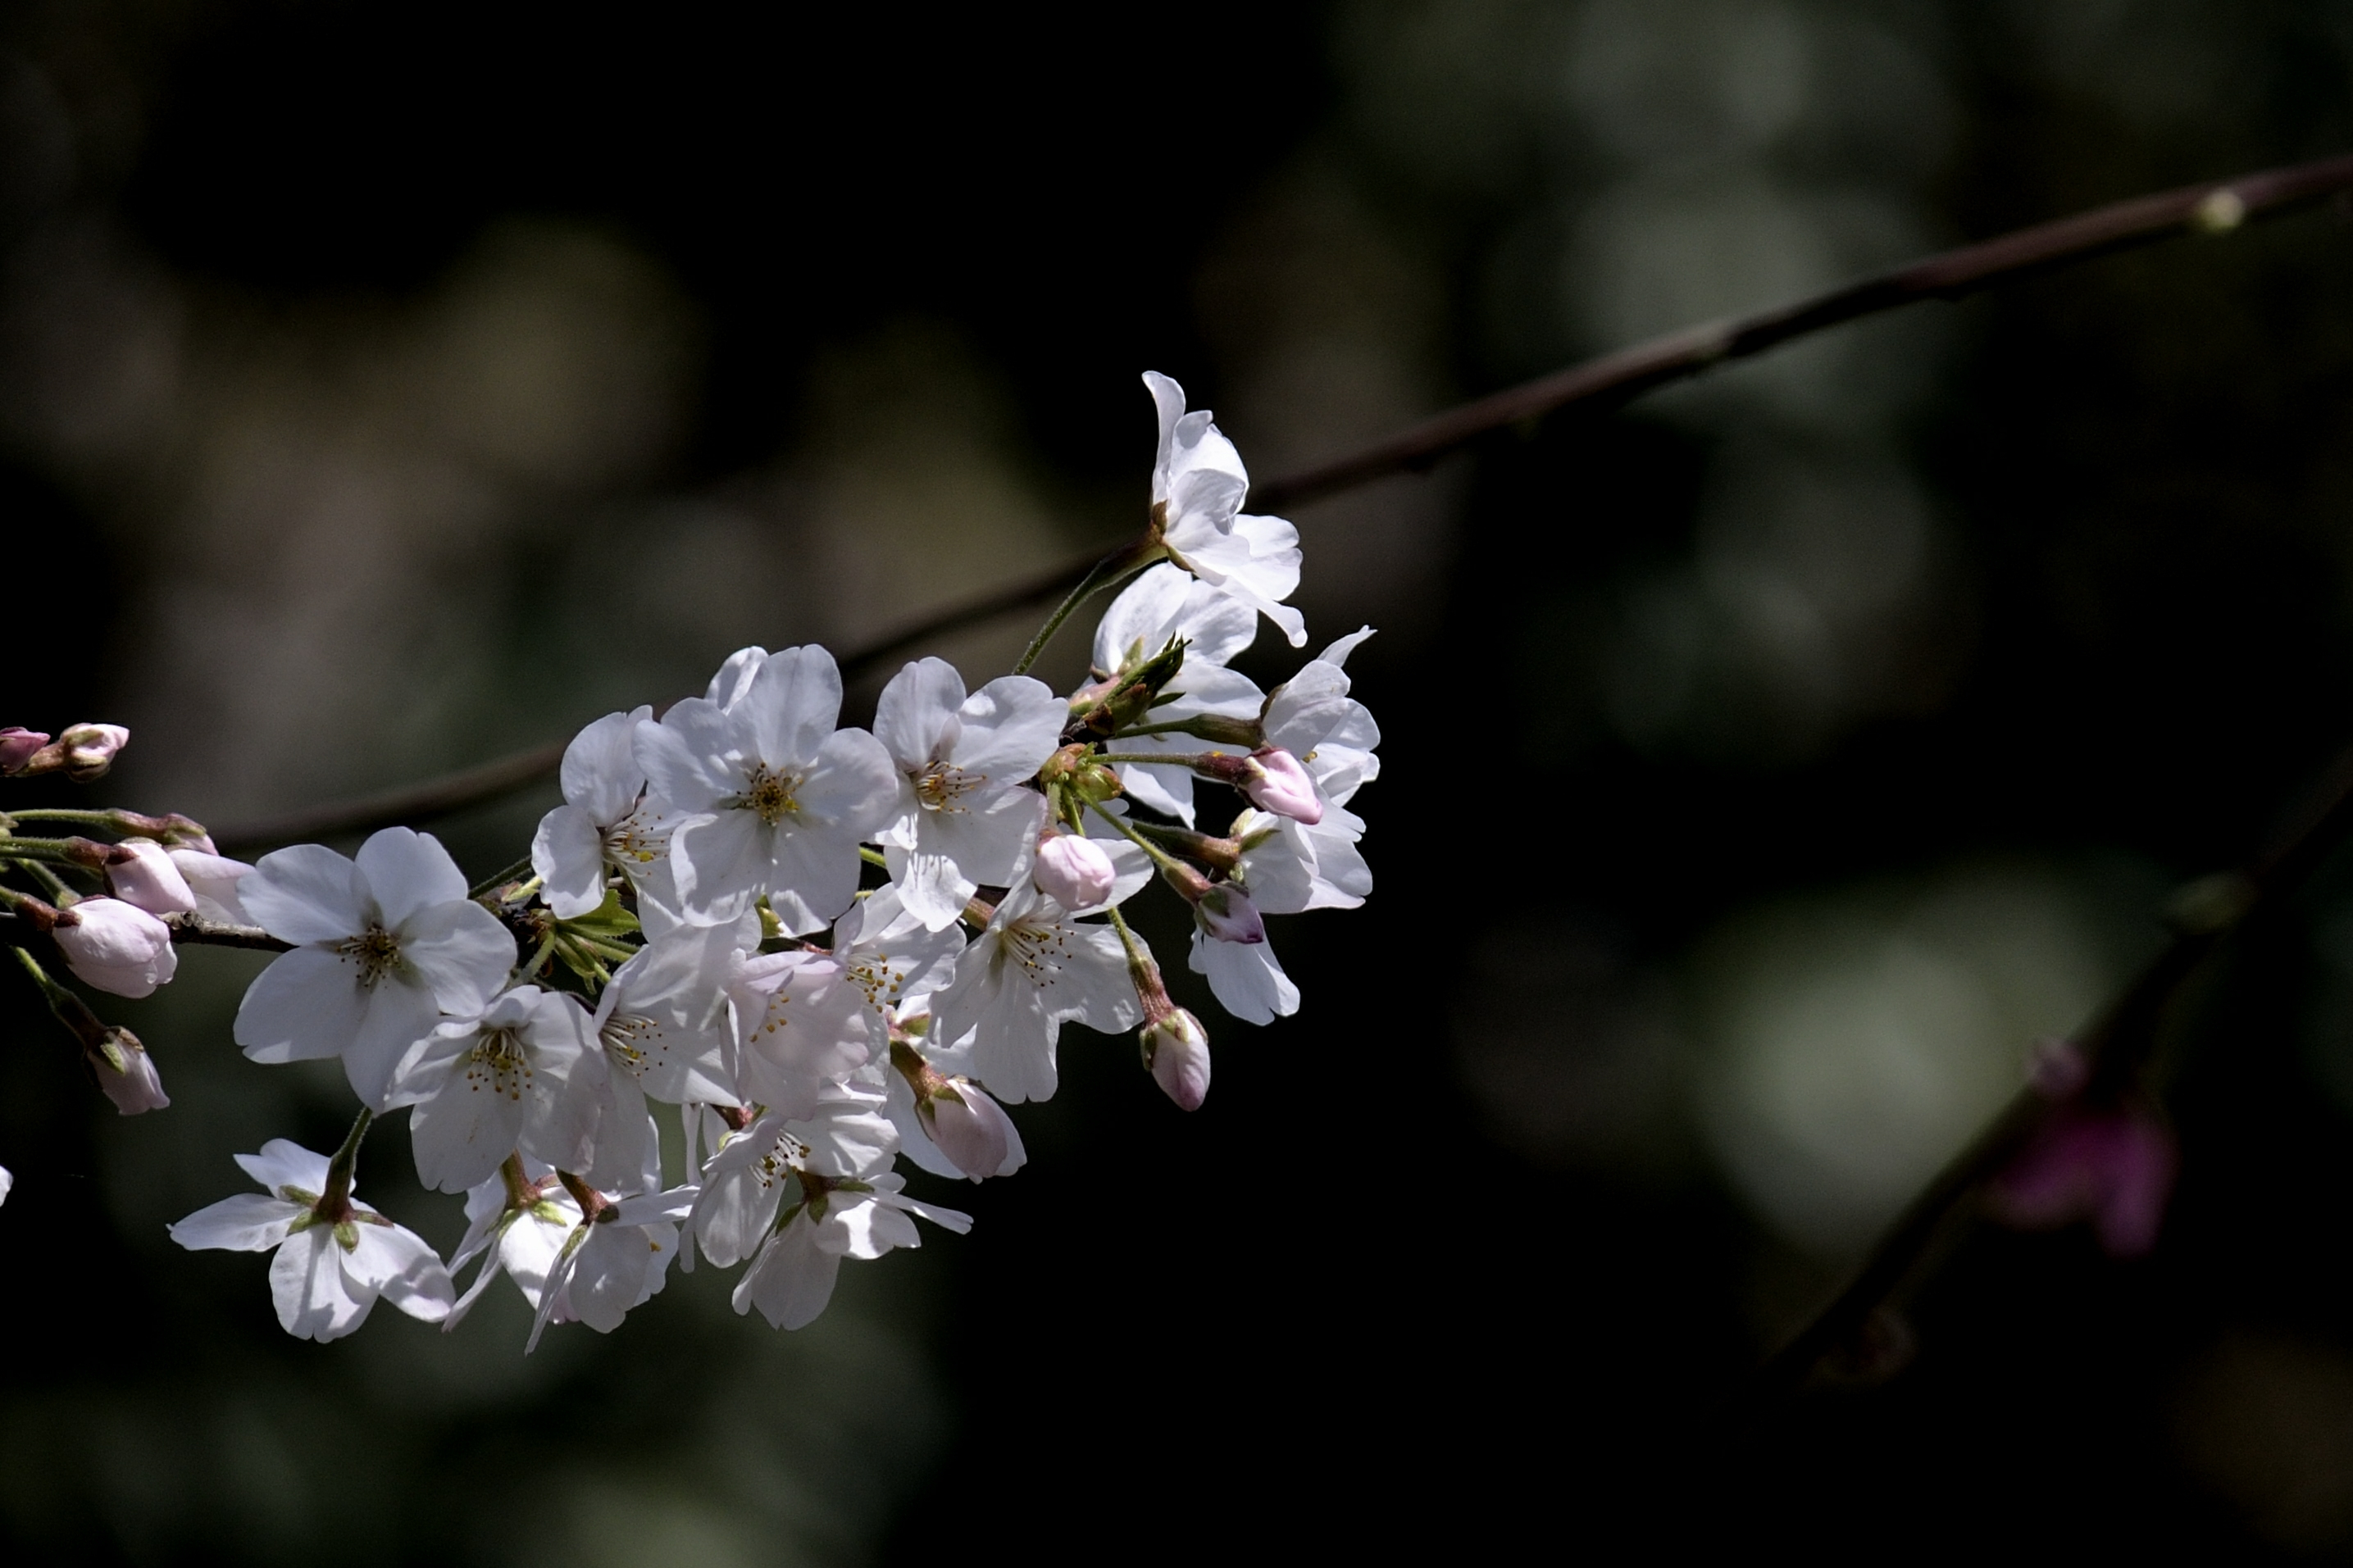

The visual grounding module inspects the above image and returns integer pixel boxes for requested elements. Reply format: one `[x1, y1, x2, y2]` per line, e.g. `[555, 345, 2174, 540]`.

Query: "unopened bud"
[1034, 829, 1117, 910]
[1158, 858, 1213, 904]
[918, 1079, 1020, 1180]
[1241, 748, 1322, 825]
[0, 728, 49, 775]
[1139, 1008, 1211, 1111]
[107, 839, 198, 916]
[1193, 884, 1264, 944]
[89, 1027, 169, 1116]
[57, 723, 129, 780]
[52, 898, 178, 998]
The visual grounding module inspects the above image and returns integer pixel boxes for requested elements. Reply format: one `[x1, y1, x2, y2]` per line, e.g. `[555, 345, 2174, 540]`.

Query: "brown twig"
[205, 152, 2353, 854]
[159, 913, 292, 952]
[1755, 748, 2353, 1395]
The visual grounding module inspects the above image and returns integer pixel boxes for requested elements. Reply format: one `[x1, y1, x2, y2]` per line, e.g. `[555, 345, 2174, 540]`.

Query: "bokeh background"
[11, 0, 2353, 1558]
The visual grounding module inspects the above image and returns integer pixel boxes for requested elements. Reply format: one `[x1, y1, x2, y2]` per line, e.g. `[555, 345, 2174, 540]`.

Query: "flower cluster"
[1, 374, 1381, 1346]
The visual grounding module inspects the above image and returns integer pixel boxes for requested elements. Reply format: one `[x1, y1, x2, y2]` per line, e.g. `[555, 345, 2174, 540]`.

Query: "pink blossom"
[1033, 829, 1117, 911]
[0, 728, 48, 775]
[1140, 1007, 1211, 1111]
[1990, 1101, 2177, 1257]
[1243, 748, 1322, 825]
[52, 898, 178, 998]
[107, 839, 198, 916]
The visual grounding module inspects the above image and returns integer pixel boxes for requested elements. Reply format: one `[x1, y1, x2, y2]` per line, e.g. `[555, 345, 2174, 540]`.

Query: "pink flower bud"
[107, 839, 198, 916]
[57, 723, 128, 780]
[1140, 1007, 1211, 1111]
[0, 728, 49, 774]
[91, 1028, 170, 1116]
[1243, 748, 1322, 825]
[1990, 1101, 2177, 1257]
[918, 1079, 1019, 1180]
[1033, 829, 1117, 910]
[1193, 884, 1264, 944]
[52, 898, 178, 998]
[166, 847, 255, 922]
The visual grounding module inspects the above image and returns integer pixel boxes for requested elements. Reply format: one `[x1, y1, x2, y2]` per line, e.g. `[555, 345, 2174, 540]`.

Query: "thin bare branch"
[1755, 747, 2353, 1395]
[160, 913, 292, 952]
[204, 152, 2353, 853]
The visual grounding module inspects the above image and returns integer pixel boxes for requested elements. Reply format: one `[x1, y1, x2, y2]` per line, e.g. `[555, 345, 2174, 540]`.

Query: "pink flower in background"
[1991, 1101, 2178, 1257]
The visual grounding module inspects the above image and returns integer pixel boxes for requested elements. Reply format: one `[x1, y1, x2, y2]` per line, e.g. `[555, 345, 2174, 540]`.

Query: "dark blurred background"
[12, 0, 2353, 1559]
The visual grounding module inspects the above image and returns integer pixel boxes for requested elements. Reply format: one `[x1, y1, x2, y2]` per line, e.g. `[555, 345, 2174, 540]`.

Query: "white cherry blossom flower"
[635, 645, 898, 932]
[0, 1166, 12, 1206]
[52, 898, 177, 998]
[233, 829, 517, 1108]
[1187, 885, 1299, 1027]
[1090, 562, 1268, 825]
[874, 658, 1063, 931]
[445, 1159, 580, 1326]
[831, 884, 966, 1048]
[1227, 805, 1371, 915]
[1141, 373, 1305, 647]
[735, 1170, 970, 1331]
[527, 1177, 699, 1351]
[385, 984, 606, 1193]
[532, 706, 677, 920]
[931, 879, 1142, 1103]
[726, 948, 876, 1118]
[584, 914, 753, 1185]
[168, 1139, 454, 1342]
[1263, 627, 1381, 807]
[690, 1083, 898, 1268]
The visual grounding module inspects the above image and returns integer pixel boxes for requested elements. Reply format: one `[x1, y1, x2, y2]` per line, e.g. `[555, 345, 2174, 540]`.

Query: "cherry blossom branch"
[206, 151, 2353, 854]
[1010, 539, 1165, 677]
[1756, 746, 2353, 1394]
[158, 913, 291, 952]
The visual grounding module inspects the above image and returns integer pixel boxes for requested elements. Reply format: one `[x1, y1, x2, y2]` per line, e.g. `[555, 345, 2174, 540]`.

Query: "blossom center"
[1000, 920, 1072, 986]
[911, 759, 983, 813]
[605, 810, 668, 866]
[464, 1029, 533, 1101]
[753, 1128, 809, 1188]
[736, 763, 803, 826]
[847, 956, 904, 1013]
[335, 925, 403, 987]
[601, 1012, 660, 1077]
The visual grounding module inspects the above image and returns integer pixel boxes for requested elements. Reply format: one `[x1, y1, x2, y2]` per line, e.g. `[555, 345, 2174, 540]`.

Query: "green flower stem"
[1086, 799, 1190, 880]
[1092, 752, 1218, 768]
[1106, 716, 1265, 746]
[7, 943, 107, 1053]
[320, 1107, 374, 1222]
[1011, 538, 1167, 677]
[0, 808, 208, 841]
[467, 855, 537, 901]
[15, 860, 78, 904]
[859, 846, 891, 871]
[0, 836, 111, 868]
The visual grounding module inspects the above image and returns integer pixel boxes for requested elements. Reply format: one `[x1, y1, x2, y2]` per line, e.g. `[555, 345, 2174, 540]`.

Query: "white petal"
[242, 844, 366, 945]
[270, 1227, 374, 1341]
[347, 1221, 456, 1322]
[396, 899, 517, 1016]
[355, 828, 469, 930]
[533, 803, 611, 920]
[168, 1193, 302, 1252]
[234, 947, 370, 1065]
[874, 657, 968, 769]
[1189, 928, 1300, 1025]
[561, 707, 652, 825]
[744, 645, 846, 769]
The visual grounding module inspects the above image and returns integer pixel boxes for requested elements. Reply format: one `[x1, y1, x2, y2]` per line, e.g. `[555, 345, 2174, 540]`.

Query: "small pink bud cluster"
[1, 722, 130, 780]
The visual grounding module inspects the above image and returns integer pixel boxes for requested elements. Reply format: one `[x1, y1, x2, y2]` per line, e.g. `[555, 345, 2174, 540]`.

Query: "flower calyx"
[1066, 638, 1189, 743]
